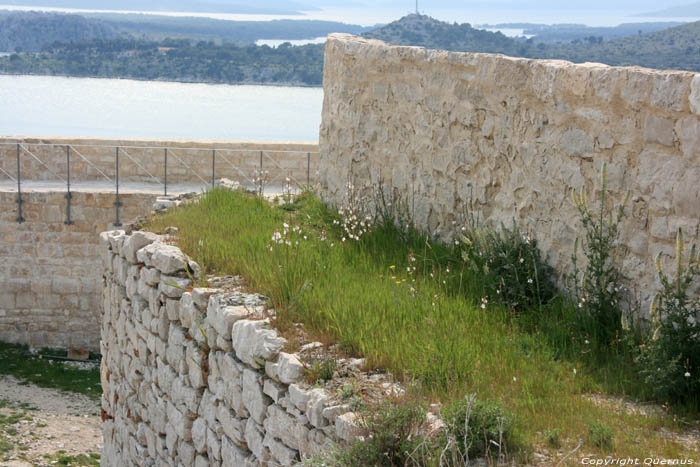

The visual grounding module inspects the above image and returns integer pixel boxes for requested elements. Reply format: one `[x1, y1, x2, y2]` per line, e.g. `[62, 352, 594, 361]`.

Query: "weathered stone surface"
[151, 244, 189, 274]
[265, 352, 304, 384]
[306, 389, 329, 428]
[645, 115, 676, 147]
[231, 320, 285, 369]
[263, 432, 298, 466]
[221, 435, 248, 465]
[123, 231, 160, 263]
[192, 418, 208, 454]
[335, 412, 360, 442]
[288, 384, 311, 412]
[206, 300, 249, 339]
[242, 369, 272, 425]
[158, 275, 191, 299]
[192, 288, 218, 309]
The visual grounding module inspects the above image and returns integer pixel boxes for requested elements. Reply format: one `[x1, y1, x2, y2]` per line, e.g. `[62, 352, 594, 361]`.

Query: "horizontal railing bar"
[0, 142, 318, 155]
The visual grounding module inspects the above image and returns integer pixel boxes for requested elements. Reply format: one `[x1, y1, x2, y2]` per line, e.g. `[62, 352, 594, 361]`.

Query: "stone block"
[265, 352, 304, 384]
[152, 244, 189, 274]
[231, 319, 285, 369]
[123, 231, 160, 263]
[242, 369, 271, 424]
[644, 115, 675, 147]
[158, 276, 191, 299]
[263, 432, 299, 466]
[206, 301, 248, 340]
[221, 435, 249, 466]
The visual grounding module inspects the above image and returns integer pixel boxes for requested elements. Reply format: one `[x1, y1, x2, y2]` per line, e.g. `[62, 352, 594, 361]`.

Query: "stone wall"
[319, 34, 700, 307]
[100, 230, 359, 466]
[0, 137, 320, 188]
[0, 191, 157, 350]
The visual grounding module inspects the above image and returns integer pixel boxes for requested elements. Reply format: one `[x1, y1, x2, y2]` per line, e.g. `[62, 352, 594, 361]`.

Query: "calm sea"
[0, 75, 323, 141]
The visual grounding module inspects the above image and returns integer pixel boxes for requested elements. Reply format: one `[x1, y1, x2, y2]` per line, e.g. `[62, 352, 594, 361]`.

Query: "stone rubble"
[99, 229, 363, 466]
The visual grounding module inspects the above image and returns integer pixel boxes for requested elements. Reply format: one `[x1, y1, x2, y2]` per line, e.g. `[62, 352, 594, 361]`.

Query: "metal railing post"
[164, 148, 168, 196]
[64, 145, 73, 225]
[307, 152, 311, 187]
[16, 143, 24, 224]
[114, 147, 122, 227]
[259, 150, 263, 193]
[211, 149, 216, 188]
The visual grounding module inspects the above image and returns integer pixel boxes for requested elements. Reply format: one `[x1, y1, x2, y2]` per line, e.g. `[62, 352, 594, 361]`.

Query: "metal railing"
[0, 142, 319, 225]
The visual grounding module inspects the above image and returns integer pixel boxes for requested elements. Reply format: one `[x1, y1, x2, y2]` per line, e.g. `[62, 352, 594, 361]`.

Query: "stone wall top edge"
[0, 136, 320, 151]
[326, 33, 699, 78]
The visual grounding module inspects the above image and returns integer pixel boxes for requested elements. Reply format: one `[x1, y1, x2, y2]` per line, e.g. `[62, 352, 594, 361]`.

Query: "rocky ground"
[0, 375, 102, 467]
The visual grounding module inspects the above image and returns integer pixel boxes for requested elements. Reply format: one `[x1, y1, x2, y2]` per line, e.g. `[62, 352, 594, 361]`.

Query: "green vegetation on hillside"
[0, 38, 324, 85]
[366, 14, 700, 72]
[0, 11, 120, 53]
[147, 188, 698, 463]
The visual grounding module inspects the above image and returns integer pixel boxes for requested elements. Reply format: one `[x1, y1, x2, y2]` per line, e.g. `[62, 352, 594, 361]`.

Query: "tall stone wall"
[319, 34, 700, 307]
[0, 191, 157, 350]
[100, 230, 359, 466]
[0, 137, 320, 187]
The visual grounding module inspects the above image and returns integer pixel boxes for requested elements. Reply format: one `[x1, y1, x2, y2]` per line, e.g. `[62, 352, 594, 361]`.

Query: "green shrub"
[587, 421, 613, 449]
[458, 219, 556, 312]
[440, 395, 518, 462]
[571, 164, 629, 346]
[341, 402, 430, 467]
[636, 229, 700, 405]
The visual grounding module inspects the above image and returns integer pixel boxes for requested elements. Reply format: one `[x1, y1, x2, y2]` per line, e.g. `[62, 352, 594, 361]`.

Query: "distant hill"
[365, 14, 700, 72]
[637, 2, 700, 18]
[363, 14, 529, 56]
[0, 11, 120, 52]
[87, 14, 372, 43]
[541, 20, 700, 71]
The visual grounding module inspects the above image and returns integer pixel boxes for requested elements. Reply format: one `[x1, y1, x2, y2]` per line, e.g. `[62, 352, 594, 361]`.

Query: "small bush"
[587, 421, 613, 449]
[458, 220, 556, 312]
[571, 164, 629, 346]
[440, 395, 518, 462]
[305, 358, 336, 385]
[636, 229, 700, 404]
[544, 428, 561, 448]
[341, 402, 429, 466]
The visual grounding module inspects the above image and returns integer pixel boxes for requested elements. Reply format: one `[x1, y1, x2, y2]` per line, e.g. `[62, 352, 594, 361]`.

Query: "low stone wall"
[319, 34, 700, 308]
[0, 191, 157, 350]
[100, 230, 359, 466]
[0, 137, 320, 187]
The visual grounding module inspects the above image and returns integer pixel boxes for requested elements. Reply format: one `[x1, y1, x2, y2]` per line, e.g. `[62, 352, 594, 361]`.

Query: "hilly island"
[1, 12, 700, 86]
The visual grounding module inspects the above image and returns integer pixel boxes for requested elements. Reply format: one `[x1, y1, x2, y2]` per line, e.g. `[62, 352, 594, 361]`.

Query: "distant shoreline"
[0, 71, 323, 88]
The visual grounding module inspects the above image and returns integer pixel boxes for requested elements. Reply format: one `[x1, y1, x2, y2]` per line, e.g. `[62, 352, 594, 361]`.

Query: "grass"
[0, 342, 101, 399]
[42, 452, 101, 466]
[147, 188, 699, 462]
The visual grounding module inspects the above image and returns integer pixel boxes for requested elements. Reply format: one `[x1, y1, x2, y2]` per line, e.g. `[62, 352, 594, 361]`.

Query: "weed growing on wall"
[457, 216, 556, 312]
[571, 163, 630, 347]
[636, 229, 700, 406]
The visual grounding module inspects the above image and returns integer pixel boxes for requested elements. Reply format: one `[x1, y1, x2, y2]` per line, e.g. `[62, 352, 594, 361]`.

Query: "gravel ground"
[0, 375, 102, 466]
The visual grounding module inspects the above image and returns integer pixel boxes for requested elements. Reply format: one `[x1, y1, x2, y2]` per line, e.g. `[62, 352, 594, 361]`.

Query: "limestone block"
[123, 231, 160, 263]
[185, 341, 207, 389]
[263, 433, 299, 466]
[172, 376, 200, 414]
[192, 418, 207, 454]
[216, 404, 245, 445]
[165, 299, 180, 322]
[142, 267, 161, 287]
[192, 288, 218, 309]
[207, 427, 221, 462]
[206, 302, 249, 339]
[158, 275, 191, 299]
[265, 352, 304, 384]
[244, 418, 270, 462]
[651, 72, 689, 111]
[335, 412, 360, 442]
[645, 115, 676, 147]
[221, 435, 249, 466]
[178, 441, 196, 466]
[167, 402, 193, 442]
[242, 369, 272, 424]
[136, 242, 160, 267]
[231, 319, 285, 369]
[322, 404, 351, 422]
[558, 128, 593, 157]
[106, 230, 126, 252]
[306, 388, 329, 428]
[194, 455, 209, 467]
[691, 74, 700, 115]
[262, 378, 286, 403]
[179, 292, 199, 330]
[198, 390, 218, 428]
[288, 384, 311, 412]
[263, 405, 309, 452]
[676, 116, 700, 158]
[152, 244, 189, 275]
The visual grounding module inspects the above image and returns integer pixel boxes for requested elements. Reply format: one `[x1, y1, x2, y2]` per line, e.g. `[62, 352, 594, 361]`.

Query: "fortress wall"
[0, 137, 320, 188]
[319, 34, 700, 308]
[0, 190, 157, 350]
[99, 230, 359, 466]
